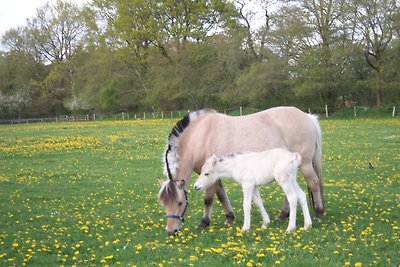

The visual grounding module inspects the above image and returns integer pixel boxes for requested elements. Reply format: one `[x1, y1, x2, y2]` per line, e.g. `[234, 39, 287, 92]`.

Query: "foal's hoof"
[285, 227, 296, 233]
[261, 223, 269, 229]
[275, 211, 289, 221]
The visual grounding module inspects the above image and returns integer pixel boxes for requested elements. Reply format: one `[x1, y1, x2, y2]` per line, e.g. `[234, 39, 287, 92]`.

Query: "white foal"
[194, 148, 312, 232]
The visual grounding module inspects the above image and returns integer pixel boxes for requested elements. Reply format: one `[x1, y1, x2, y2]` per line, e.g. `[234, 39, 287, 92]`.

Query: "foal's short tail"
[291, 152, 302, 170]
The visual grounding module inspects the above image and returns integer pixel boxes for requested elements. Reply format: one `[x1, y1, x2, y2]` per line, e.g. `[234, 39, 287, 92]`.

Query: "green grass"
[0, 117, 399, 266]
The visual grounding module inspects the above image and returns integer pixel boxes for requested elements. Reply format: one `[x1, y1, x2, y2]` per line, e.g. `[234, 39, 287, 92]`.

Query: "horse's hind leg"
[216, 180, 235, 226]
[300, 162, 324, 220]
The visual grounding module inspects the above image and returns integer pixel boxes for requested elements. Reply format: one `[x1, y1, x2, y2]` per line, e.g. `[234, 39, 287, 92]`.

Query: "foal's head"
[158, 179, 188, 235]
[194, 155, 220, 191]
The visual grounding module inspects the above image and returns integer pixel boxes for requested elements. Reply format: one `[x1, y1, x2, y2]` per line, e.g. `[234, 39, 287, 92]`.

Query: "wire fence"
[0, 106, 397, 125]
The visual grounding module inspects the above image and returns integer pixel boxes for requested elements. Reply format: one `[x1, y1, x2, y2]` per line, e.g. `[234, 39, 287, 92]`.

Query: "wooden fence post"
[393, 106, 396, 117]
[325, 105, 328, 118]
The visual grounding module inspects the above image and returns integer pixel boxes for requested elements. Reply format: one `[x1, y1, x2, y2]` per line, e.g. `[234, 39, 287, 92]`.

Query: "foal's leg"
[300, 162, 324, 220]
[252, 187, 270, 228]
[293, 180, 312, 230]
[278, 179, 298, 232]
[241, 183, 254, 232]
[276, 196, 290, 221]
[216, 180, 235, 226]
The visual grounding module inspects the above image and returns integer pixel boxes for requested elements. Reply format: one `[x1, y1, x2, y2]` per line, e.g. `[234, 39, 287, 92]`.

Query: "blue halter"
[166, 188, 189, 222]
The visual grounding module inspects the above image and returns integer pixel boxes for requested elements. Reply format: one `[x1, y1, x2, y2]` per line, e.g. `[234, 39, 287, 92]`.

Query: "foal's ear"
[211, 154, 218, 165]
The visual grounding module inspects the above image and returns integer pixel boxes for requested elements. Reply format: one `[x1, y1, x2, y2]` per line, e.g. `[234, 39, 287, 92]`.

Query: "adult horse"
[158, 106, 324, 234]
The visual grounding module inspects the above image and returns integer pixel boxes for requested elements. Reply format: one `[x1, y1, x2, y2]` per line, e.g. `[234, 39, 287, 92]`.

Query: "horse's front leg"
[241, 184, 254, 232]
[196, 182, 218, 229]
[216, 180, 235, 226]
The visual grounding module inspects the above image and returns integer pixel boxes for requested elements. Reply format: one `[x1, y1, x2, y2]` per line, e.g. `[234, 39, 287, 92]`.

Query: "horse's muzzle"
[166, 228, 179, 236]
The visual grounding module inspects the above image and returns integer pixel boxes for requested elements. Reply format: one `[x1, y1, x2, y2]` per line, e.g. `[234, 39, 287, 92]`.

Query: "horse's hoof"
[195, 218, 210, 230]
[314, 209, 324, 221]
[303, 224, 312, 231]
[225, 212, 235, 226]
[275, 211, 289, 221]
[224, 221, 234, 227]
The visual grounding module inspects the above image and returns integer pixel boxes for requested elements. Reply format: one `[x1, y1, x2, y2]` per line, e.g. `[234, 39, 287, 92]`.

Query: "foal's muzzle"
[194, 184, 202, 191]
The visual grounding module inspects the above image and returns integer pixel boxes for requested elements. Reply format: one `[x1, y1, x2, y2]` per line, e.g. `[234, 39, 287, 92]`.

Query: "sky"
[0, 0, 88, 42]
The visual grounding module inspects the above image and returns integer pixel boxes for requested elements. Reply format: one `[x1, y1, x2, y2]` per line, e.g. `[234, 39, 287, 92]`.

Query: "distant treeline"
[1, 0, 399, 119]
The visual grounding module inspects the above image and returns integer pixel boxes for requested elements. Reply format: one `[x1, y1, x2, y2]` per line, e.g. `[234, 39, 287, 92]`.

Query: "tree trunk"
[375, 70, 383, 107]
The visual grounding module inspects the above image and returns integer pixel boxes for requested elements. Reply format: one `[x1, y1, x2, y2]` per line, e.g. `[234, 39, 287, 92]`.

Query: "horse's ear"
[157, 177, 164, 186]
[178, 179, 185, 188]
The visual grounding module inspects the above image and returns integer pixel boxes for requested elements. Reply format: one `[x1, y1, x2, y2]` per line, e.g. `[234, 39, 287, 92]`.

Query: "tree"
[26, 0, 89, 63]
[353, 0, 398, 107]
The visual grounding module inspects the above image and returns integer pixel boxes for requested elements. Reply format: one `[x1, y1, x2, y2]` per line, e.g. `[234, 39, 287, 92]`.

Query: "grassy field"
[0, 117, 399, 266]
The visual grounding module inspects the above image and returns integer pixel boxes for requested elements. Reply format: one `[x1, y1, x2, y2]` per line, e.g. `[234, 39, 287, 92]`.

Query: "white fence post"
[393, 106, 396, 117]
[325, 105, 328, 118]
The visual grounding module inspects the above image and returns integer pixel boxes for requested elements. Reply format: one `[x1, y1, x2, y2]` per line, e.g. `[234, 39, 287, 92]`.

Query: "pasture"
[0, 116, 399, 266]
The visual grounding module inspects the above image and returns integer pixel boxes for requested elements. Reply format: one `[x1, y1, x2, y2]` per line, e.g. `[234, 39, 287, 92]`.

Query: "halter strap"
[166, 188, 189, 222]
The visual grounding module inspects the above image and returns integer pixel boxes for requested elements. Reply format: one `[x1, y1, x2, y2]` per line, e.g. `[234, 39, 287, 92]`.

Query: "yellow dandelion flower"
[189, 255, 198, 261]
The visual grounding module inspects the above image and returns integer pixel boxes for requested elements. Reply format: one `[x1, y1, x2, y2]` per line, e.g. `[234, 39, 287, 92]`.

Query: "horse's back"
[179, 106, 319, 172]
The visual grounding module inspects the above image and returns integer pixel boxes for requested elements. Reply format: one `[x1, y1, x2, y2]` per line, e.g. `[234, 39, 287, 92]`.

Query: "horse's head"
[194, 155, 219, 192]
[158, 178, 188, 235]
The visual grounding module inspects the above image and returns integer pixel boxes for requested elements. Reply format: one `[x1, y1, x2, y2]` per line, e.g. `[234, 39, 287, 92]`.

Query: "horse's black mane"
[169, 113, 191, 140]
[165, 109, 216, 181]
